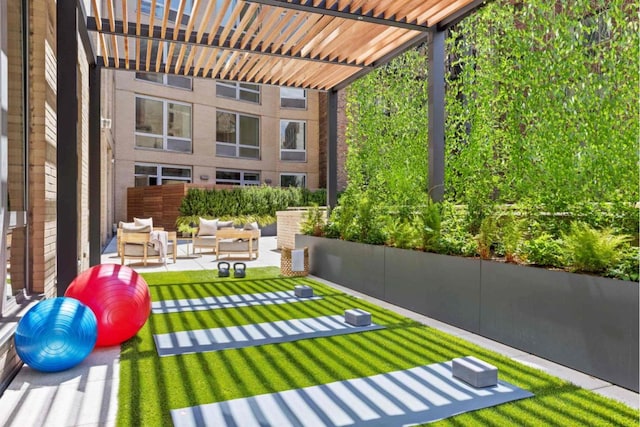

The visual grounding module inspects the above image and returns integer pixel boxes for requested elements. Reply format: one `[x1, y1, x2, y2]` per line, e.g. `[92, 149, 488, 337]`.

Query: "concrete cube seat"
[452, 356, 498, 388]
[344, 309, 371, 326]
[294, 285, 314, 298]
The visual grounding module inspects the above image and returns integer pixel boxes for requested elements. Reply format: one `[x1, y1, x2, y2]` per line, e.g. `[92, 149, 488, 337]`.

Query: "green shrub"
[606, 246, 640, 282]
[300, 205, 326, 237]
[178, 186, 327, 224]
[523, 233, 563, 267]
[498, 213, 523, 263]
[417, 200, 442, 252]
[476, 214, 499, 259]
[384, 217, 420, 249]
[437, 203, 477, 256]
[562, 222, 630, 273]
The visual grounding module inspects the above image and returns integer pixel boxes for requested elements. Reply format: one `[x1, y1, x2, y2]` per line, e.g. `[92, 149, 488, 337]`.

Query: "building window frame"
[216, 169, 261, 186]
[135, 95, 192, 153]
[134, 163, 192, 186]
[135, 42, 192, 90]
[280, 173, 306, 188]
[280, 119, 306, 162]
[280, 87, 307, 109]
[216, 80, 261, 104]
[216, 110, 260, 160]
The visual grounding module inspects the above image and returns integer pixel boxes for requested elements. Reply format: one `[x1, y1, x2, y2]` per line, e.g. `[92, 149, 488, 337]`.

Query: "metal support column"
[57, 1, 78, 294]
[89, 65, 101, 266]
[327, 90, 338, 208]
[427, 29, 446, 201]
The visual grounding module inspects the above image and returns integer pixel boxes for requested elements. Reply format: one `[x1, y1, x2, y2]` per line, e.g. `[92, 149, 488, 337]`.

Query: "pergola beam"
[246, 0, 430, 32]
[87, 17, 371, 69]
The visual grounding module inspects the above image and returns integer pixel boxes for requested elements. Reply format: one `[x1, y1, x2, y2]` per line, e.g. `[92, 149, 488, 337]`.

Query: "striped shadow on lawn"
[117, 267, 639, 426]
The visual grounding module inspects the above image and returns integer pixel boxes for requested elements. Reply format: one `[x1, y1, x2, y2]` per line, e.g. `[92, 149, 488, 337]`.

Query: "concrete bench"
[452, 356, 498, 387]
[344, 309, 371, 326]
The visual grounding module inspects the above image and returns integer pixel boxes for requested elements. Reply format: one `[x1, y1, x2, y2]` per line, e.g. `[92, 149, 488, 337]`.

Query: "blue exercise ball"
[15, 297, 98, 373]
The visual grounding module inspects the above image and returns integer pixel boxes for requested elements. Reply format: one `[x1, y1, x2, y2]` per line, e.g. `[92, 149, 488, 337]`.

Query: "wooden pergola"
[57, 0, 486, 291]
[86, 0, 484, 90]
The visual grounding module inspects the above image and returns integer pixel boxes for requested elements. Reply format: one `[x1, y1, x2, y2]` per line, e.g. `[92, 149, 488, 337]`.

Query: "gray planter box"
[297, 235, 385, 299]
[480, 261, 639, 392]
[296, 234, 639, 392]
[384, 247, 481, 332]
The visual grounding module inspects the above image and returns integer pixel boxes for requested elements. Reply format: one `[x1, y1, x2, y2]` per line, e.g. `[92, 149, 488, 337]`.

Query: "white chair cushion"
[134, 217, 153, 228]
[198, 218, 218, 236]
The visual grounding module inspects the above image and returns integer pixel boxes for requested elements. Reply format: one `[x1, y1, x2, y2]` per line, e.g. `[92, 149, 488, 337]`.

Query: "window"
[280, 87, 306, 109]
[141, 0, 193, 23]
[136, 41, 192, 89]
[280, 174, 306, 188]
[216, 110, 260, 159]
[134, 163, 192, 186]
[135, 96, 192, 153]
[216, 169, 261, 186]
[280, 120, 306, 161]
[216, 81, 260, 103]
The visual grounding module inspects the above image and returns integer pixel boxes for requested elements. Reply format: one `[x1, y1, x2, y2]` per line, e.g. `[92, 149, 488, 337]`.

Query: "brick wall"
[29, 0, 57, 296]
[276, 209, 326, 250]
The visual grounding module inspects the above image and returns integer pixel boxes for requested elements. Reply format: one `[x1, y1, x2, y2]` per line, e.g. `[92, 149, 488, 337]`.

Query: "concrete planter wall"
[296, 235, 639, 392]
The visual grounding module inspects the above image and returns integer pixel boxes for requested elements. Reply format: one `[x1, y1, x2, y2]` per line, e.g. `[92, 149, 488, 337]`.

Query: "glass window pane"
[166, 75, 192, 89]
[281, 175, 306, 187]
[136, 98, 163, 135]
[240, 83, 259, 91]
[166, 138, 192, 152]
[135, 135, 163, 150]
[217, 83, 236, 99]
[216, 112, 236, 143]
[239, 116, 259, 147]
[244, 173, 260, 182]
[239, 90, 259, 103]
[239, 147, 259, 159]
[217, 170, 241, 181]
[280, 121, 304, 150]
[135, 165, 157, 175]
[162, 167, 191, 178]
[168, 103, 191, 138]
[137, 72, 163, 83]
[216, 144, 237, 157]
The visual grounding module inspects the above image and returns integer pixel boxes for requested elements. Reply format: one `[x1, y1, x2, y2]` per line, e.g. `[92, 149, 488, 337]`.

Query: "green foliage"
[606, 246, 640, 282]
[498, 212, 524, 263]
[178, 186, 327, 227]
[445, 0, 639, 210]
[523, 233, 564, 267]
[562, 222, 630, 273]
[384, 216, 420, 249]
[436, 203, 478, 257]
[417, 200, 442, 252]
[476, 215, 499, 259]
[300, 205, 326, 237]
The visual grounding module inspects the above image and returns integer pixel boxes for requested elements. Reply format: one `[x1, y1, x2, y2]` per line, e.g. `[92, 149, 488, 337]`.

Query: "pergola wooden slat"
[87, 0, 484, 90]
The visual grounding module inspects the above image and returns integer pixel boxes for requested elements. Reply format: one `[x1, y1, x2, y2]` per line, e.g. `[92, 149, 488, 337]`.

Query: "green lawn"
[117, 267, 639, 426]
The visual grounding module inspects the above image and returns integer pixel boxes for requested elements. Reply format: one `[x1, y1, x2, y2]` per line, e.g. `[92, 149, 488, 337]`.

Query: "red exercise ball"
[65, 264, 151, 347]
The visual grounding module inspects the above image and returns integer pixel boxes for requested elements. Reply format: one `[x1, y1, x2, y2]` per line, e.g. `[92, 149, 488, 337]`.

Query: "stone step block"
[452, 356, 498, 388]
[294, 285, 314, 298]
[344, 309, 371, 326]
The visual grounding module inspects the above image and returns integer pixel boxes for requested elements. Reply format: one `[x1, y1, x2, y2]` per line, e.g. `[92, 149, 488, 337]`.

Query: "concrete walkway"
[0, 237, 637, 426]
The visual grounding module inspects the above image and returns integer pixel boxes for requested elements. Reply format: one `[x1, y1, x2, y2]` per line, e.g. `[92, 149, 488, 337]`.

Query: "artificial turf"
[116, 267, 639, 426]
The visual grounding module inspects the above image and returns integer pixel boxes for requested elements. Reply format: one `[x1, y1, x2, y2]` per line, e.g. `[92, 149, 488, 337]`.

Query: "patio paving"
[0, 236, 636, 427]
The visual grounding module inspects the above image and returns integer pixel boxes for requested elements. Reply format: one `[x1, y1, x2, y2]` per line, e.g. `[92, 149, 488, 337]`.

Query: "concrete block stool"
[294, 285, 314, 298]
[344, 309, 371, 326]
[452, 356, 498, 387]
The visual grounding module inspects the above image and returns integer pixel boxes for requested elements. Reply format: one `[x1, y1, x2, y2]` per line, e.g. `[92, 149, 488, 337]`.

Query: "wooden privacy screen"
[126, 183, 233, 231]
